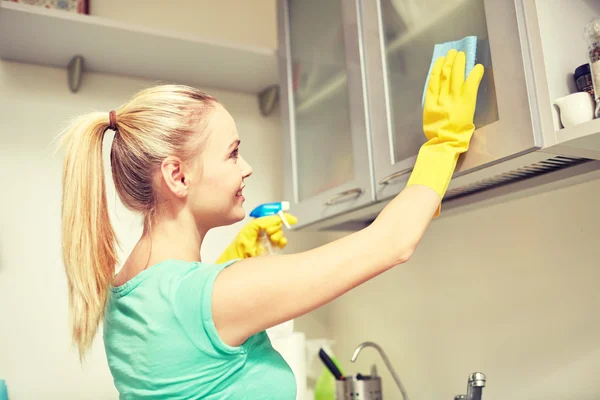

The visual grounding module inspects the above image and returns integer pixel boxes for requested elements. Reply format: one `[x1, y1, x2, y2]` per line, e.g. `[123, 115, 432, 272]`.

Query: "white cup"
[554, 92, 595, 128]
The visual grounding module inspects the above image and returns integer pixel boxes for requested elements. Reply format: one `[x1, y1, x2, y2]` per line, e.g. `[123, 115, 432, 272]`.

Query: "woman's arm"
[213, 49, 484, 347]
[213, 185, 440, 346]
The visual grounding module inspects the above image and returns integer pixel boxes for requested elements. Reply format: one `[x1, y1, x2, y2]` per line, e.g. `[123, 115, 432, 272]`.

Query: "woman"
[59, 49, 483, 399]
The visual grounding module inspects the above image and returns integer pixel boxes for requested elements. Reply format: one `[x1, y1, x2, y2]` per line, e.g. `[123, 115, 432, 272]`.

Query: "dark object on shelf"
[575, 63, 595, 98]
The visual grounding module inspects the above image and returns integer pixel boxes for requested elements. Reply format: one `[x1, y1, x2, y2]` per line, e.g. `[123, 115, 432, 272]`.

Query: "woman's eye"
[231, 149, 239, 159]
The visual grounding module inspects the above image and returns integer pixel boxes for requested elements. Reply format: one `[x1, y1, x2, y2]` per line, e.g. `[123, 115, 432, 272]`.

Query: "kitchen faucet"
[455, 372, 487, 400]
[466, 372, 486, 400]
[349, 341, 486, 400]
[351, 341, 409, 400]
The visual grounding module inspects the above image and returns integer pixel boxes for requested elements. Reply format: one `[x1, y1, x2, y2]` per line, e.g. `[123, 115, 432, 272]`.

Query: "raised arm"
[213, 50, 484, 346]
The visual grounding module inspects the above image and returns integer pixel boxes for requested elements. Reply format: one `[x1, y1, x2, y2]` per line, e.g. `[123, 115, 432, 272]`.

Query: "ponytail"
[58, 84, 217, 359]
[59, 112, 118, 359]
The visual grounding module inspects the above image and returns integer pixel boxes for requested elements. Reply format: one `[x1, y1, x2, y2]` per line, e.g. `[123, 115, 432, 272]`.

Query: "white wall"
[326, 177, 600, 400]
[91, 0, 277, 49]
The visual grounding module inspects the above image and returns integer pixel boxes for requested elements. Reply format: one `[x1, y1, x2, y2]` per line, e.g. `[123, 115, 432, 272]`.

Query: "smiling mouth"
[236, 186, 245, 197]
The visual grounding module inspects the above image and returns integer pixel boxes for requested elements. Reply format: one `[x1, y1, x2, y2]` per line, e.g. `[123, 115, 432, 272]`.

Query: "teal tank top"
[103, 259, 296, 399]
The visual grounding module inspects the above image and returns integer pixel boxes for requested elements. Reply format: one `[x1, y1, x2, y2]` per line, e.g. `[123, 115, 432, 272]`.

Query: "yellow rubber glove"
[216, 212, 298, 263]
[407, 49, 484, 215]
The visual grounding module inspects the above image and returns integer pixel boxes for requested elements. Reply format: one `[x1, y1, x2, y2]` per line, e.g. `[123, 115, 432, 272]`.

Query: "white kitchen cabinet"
[277, 0, 375, 228]
[363, 0, 539, 202]
[278, 0, 600, 230]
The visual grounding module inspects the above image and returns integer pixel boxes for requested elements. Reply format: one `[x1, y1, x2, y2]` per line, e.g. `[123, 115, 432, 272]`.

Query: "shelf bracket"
[67, 55, 85, 93]
[258, 85, 279, 116]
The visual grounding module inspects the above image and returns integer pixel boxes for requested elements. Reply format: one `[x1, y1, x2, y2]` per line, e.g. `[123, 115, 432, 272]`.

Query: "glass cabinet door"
[278, 0, 375, 228]
[362, 0, 539, 201]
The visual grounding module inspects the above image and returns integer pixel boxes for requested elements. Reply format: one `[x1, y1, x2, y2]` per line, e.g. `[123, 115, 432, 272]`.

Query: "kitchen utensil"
[319, 348, 344, 380]
[335, 374, 382, 400]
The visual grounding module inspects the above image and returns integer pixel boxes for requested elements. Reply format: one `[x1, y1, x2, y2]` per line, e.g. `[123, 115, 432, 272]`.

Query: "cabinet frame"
[277, 0, 376, 228]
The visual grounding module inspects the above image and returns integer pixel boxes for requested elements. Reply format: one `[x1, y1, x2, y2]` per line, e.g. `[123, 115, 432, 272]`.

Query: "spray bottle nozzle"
[250, 201, 291, 229]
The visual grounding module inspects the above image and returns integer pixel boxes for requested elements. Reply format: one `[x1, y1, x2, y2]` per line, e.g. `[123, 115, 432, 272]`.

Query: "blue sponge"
[422, 36, 478, 107]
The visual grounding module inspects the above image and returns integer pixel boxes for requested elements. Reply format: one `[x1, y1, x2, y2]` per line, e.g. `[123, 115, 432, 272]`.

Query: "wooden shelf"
[0, 1, 278, 94]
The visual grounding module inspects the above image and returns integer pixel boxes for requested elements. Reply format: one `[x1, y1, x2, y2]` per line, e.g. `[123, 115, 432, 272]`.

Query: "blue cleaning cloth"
[422, 36, 478, 107]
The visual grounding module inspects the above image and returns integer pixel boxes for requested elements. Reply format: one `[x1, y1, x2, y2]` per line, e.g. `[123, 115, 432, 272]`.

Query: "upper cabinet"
[278, 0, 600, 229]
[277, 0, 375, 228]
[363, 0, 539, 201]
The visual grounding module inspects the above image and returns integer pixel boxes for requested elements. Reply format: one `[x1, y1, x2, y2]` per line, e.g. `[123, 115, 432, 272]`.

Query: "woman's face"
[187, 103, 253, 229]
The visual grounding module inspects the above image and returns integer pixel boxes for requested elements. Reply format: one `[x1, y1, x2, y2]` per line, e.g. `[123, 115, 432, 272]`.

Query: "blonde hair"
[59, 84, 217, 358]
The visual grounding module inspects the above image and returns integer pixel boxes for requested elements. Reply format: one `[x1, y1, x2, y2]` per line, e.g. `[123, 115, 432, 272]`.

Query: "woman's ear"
[160, 156, 188, 198]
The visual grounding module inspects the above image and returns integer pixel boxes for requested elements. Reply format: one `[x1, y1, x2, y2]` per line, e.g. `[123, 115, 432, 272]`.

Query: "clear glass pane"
[289, 0, 355, 201]
[381, 0, 499, 164]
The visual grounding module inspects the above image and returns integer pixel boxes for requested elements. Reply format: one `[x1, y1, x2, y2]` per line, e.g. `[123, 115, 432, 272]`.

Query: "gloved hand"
[216, 213, 298, 263]
[407, 49, 484, 212]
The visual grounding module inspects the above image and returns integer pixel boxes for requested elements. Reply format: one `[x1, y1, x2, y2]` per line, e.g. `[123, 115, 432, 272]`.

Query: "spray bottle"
[249, 201, 292, 256]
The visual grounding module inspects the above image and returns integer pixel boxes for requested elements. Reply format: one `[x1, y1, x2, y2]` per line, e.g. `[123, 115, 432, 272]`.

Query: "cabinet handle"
[378, 168, 413, 185]
[324, 188, 363, 206]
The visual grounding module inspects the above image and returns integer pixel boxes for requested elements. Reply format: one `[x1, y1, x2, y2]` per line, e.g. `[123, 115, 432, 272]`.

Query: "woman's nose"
[240, 155, 253, 178]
